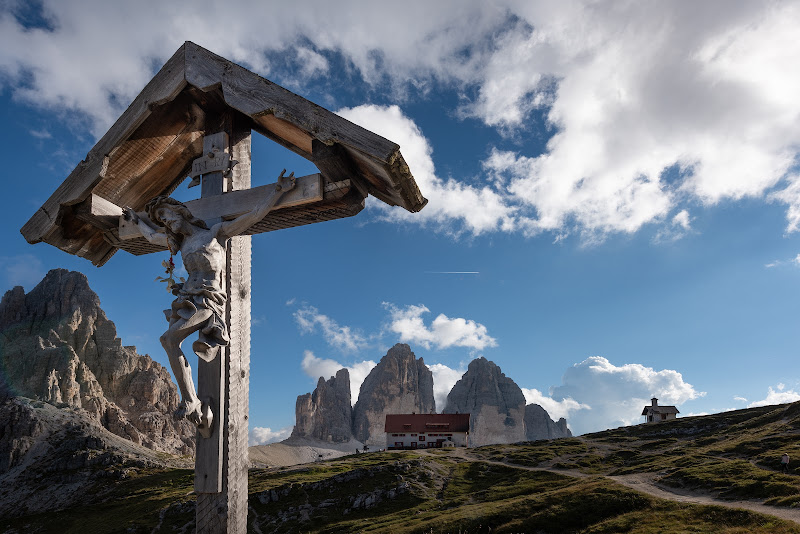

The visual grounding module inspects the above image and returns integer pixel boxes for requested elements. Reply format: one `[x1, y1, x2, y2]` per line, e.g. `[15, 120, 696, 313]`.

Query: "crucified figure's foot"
[176, 398, 214, 438]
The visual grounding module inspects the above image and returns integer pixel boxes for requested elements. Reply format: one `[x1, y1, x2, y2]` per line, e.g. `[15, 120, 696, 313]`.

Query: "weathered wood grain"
[195, 350, 224, 494]
[74, 194, 123, 230]
[117, 173, 323, 241]
[21, 41, 425, 267]
[195, 132, 229, 496]
[21, 44, 188, 245]
[195, 120, 252, 534]
[184, 42, 400, 158]
[185, 42, 425, 211]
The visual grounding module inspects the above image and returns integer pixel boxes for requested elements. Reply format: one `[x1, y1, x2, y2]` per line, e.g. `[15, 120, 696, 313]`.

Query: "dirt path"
[440, 448, 800, 526]
[609, 472, 800, 525]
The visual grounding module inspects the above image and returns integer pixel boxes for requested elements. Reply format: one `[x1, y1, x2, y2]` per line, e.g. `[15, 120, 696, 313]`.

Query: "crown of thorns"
[145, 196, 209, 230]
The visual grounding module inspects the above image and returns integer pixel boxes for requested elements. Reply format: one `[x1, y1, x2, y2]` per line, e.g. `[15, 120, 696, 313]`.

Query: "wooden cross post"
[114, 125, 324, 533]
[193, 124, 251, 532]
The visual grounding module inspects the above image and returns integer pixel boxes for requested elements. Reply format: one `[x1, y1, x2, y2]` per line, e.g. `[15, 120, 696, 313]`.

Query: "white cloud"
[521, 387, 590, 423]
[427, 363, 466, 412]
[28, 128, 51, 139]
[383, 302, 497, 351]
[337, 104, 519, 236]
[294, 305, 367, 352]
[748, 385, 800, 408]
[763, 254, 800, 269]
[654, 210, 693, 243]
[536, 356, 704, 435]
[300, 350, 376, 405]
[475, 3, 800, 239]
[249, 426, 292, 446]
[3, 2, 800, 240]
[734, 396, 748, 403]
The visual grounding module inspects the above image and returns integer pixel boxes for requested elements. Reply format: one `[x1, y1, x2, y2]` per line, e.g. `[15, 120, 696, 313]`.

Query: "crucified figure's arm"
[217, 169, 296, 240]
[122, 207, 169, 248]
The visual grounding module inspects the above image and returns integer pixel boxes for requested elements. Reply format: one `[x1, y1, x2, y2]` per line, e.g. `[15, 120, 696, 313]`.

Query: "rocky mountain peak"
[443, 357, 526, 446]
[0, 269, 194, 455]
[352, 343, 435, 446]
[292, 368, 353, 443]
[524, 403, 573, 441]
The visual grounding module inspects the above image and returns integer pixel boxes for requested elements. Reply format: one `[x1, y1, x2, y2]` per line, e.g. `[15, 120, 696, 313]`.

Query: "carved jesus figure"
[123, 171, 295, 436]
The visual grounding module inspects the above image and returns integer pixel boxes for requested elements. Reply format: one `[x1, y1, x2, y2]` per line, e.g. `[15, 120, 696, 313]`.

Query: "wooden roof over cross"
[21, 41, 427, 266]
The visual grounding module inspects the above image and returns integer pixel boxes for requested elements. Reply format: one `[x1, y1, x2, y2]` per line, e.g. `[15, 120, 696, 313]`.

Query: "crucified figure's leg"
[160, 308, 213, 426]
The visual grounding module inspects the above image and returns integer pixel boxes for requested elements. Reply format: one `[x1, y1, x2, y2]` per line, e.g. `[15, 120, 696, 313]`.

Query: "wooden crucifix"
[21, 41, 426, 534]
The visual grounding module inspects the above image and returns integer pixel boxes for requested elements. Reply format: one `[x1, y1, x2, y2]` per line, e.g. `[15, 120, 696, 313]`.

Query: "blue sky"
[2, 1, 800, 442]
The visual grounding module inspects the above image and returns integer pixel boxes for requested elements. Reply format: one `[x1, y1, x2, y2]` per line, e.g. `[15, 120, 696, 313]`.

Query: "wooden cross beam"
[116, 173, 324, 241]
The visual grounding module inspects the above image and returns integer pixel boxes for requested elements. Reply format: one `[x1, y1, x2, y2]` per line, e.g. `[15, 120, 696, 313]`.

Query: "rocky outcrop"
[0, 269, 194, 456]
[292, 369, 353, 443]
[0, 396, 190, 518]
[352, 344, 435, 447]
[443, 357, 526, 447]
[524, 403, 572, 441]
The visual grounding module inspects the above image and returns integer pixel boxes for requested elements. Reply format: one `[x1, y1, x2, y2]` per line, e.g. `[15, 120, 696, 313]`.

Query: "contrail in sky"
[424, 271, 480, 274]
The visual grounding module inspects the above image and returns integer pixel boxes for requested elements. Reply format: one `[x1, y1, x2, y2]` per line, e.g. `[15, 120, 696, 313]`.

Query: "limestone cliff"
[292, 368, 353, 443]
[352, 344, 435, 447]
[443, 357, 526, 447]
[0, 269, 194, 456]
[524, 403, 572, 441]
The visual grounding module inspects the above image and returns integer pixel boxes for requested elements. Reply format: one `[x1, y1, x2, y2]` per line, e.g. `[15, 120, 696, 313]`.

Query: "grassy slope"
[3, 403, 800, 533]
[476, 401, 800, 505]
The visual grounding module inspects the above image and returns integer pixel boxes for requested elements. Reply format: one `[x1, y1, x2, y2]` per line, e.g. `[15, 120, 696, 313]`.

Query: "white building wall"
[386, 432, 468, 449]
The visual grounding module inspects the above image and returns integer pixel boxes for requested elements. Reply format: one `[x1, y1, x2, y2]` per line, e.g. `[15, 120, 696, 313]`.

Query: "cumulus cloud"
[477, 3, 800, 239]
[300, 350, 376, 405]
[428, 363, 466, 412]
[521, 387, 590, 424]
[529, 356, 703, 435]
[337, 104, 519, 236]
[294, 305, 368, 352]
[249, 426, 292, 446]
[3, 2, 800, 239]
[383, 302, 497, 351]
[748, 384, 800, 408]
[0, 1, 501, 136]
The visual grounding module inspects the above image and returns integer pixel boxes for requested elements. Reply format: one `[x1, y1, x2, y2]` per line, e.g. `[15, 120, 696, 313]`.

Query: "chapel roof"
[641, 405, 680, 415]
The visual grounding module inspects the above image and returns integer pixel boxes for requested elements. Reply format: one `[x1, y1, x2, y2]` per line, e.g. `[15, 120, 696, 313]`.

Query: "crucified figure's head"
[145, 196, 209, 254]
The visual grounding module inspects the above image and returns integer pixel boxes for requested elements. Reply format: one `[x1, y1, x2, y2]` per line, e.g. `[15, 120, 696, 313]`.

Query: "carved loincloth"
[166, 284, 229, 362]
